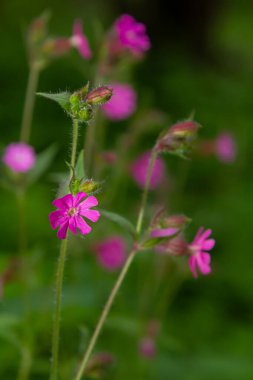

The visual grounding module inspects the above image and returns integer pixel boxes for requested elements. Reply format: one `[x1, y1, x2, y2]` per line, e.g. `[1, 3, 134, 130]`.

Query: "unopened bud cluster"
[155, 120, 200, 158]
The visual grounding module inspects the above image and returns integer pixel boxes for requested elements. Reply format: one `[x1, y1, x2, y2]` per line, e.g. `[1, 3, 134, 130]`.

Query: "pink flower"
[71, 19, 92, 59]
[115, 14, 151, 55]
[131, 151, 165, 190]
[102, 82, 137, 120]
[215, 132, 236, 163]
[49, 192, 100, 239]
[139, 338, 156, 359]
[95, 236, 126, 271]
[3, 143, 36, 173]
[188, 227, 215, 278]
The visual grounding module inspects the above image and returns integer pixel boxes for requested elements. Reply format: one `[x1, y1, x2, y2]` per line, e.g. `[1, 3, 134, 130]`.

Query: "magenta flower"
[188, 227, 215, 278]
[139, 338, 156, 359]
[131, 151, 165, 190]
[49, 192, 100, 239]
[71, 19, 92, 59]
[115, 14, 151, 56]
[215, 131, 236, 163]
[95, 236, 126, 271]
[3, 143, 36, 173]
[102, 82, 137, 121]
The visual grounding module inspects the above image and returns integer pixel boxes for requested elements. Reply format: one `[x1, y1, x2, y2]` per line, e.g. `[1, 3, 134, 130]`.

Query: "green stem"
[74, 249, 136, 380]
[50, 238, 68, 380]
[20, 64, 40, 143]
[73, 148, 157, 379]
[50, 119, 79, 380]
[70, 119, 79, 170]
[17, 346, 32, 380]
[135, 149, 157, 238]
[16, 189, 26, 255]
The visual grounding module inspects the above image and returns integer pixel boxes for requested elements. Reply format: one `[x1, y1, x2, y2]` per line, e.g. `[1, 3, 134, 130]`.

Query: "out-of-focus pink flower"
[139, 337, 156, 359]
[115, 14, 151, 56]
[131, 151, 165, 190]
[188, 227, 215, 278]
[102, 82, 137, 120]
[71, 19, 92, 59]
[49, 192, 100, 239]
[3, 143, 36, 173]
[95, 236, 126, 271]
[215, 132, 236, 163]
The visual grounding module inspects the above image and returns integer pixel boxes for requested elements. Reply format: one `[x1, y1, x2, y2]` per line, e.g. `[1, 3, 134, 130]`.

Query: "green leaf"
[37, 91, 71, 112]
[100, 210, 135, 236]
[76, 150, 85, 179]
[27, 144, 57, 184]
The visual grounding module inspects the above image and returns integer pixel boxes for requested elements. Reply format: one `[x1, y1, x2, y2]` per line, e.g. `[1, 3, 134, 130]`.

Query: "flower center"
[68, 207, 77, 216]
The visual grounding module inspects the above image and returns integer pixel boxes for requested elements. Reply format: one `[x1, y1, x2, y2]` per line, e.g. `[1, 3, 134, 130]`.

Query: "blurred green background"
[1, 0, 253, 379]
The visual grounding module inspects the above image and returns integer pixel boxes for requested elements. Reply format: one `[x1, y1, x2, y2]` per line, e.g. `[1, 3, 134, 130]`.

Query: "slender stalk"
[70, 119, 79, 169]
[74, 249, 136, 380]
[50, 238, 68, 380]
[50, 119, 79, 380]
[73, 148, 157, 379]
[17, 347, 32, 380]
[135, 149, 157, 238]
[20, 64, 40, 143]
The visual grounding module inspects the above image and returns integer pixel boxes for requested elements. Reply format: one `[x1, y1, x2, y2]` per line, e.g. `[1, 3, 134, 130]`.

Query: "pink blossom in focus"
[102, 82, 137, 120]
[95, 236, 126, 271]
[49, 192, 100, 239]
[71, 19, 92, 59]
[3, 143, 36, 173]
[139, 337, 156, 359]
[115, 14, 151, 55]
[215, 132, 236, 163]
[131, 151, 165, 190]
[188, 227, 215, 278]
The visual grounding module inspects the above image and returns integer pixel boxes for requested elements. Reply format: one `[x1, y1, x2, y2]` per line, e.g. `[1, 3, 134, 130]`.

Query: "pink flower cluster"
[94, 236, 126, 271]
[115, 14, 151, 56]
[49, 192, 100, 239]
[131, 151, 165, 190]
[102, 82, 137, 121]
[3, 143, 36, 173]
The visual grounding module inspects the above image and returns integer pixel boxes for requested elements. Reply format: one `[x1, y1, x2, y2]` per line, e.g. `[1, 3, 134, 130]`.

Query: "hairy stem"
[20, 64, 40, 143]
[50, 119, 79, 380]
[50, 238, 68, 380]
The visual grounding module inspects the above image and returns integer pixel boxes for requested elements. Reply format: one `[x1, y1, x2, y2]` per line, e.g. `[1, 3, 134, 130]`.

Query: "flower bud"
[150, 212, 191, 238]
[155, 120, 201, 157]
[156, 236, 188, 256]
[79, 179, 102, 194]
[79, 105, 93, 122]
[86, 86, 113, 105]
[42, 38, 72, 57]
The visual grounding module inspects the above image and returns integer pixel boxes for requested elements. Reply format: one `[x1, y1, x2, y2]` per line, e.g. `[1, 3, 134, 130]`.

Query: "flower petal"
[199, 229, 212, 243]
[79, 195, 98, 210]
[73, 192, 87, 207]
[52, 194, 73, 210]
[151, 227, 178, 238]
[49, 210, 65, 229]
[197, 253, 211, 275]
[68, 216, 78, 235]
[57, 220, 69, 239]
[202, 238, 215, 251]
[75, 215, 92, 235]
[81, 209, 100, 222]
[189, 256, 198, 278]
